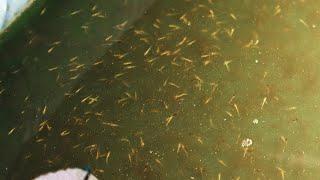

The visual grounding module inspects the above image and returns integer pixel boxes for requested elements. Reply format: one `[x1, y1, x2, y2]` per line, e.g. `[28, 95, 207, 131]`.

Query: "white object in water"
[241, 138, 253, 148]
[34, 168, 98, 180]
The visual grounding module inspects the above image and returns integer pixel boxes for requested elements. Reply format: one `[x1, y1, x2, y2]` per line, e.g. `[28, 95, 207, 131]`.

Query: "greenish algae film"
[1, 0, 320, 179]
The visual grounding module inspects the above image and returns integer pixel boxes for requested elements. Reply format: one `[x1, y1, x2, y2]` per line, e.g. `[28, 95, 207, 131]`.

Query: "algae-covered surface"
[1, 0, 320, 179]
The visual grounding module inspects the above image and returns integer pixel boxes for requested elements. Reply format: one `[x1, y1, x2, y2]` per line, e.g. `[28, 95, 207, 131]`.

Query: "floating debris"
[276, 167, 285, 180]
[299, 18, 309, 28]
[218, 159, 228, 167]
[261, 97, 267, 110]
[177, 143, 188, 156]
[139, 137, 145, 148]
[103, 122, 119, 127]
[241, 138, 253, 148]
[8, 128, 16, 135]
[106, 151, 111, 164]
[60, 130, 70, 137]
[70, 10, 81, 16]
[165, 115, 174, 126]
[224, 60, 232, 72]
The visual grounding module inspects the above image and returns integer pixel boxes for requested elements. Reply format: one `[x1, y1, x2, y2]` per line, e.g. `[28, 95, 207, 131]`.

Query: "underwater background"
[1, 0, 320, 179]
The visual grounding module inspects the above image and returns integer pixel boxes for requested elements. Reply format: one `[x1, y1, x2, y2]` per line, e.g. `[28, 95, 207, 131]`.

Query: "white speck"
[223, 118, 227, 121]
[255, 59, 259, 63]
[252, 119, 259, 124]
[241, 138, 253, 148]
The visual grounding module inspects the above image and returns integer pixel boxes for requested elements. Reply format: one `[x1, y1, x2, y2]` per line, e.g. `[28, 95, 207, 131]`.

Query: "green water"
[1, 0, 320, 179]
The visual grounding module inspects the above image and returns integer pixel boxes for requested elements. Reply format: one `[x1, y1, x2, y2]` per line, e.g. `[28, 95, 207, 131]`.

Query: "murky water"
[1, 0, 320, 179]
